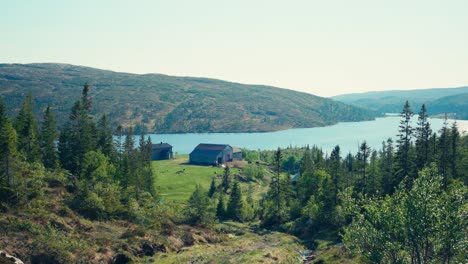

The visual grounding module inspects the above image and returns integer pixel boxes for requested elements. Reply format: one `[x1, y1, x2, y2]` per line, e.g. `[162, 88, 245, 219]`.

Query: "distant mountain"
[332, 87, 468, 118]
[428, 93, 468, 119]
[0, 63, 377, 133]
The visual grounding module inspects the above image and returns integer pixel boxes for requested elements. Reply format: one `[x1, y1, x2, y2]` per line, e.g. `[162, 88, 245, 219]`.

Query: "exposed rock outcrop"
[0, 251, 24, 264]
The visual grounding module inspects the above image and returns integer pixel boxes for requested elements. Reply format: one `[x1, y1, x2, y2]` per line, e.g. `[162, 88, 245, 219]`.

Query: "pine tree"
[15, 92, 41, 162]
[40, 105, 58, 169]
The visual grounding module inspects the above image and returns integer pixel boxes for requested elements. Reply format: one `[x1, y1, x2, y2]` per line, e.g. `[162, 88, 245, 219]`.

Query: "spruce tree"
[343, 152, 354, 187]
[395, 101, 414, 185]
[221, 166, 231, 193]
[40, 105, 58, 169]
[208, 177, 216, 198]
[96, 114, 115, 161]
[58, 124, 74, 172]
[449, 121, 459, 180]
[357, 141, 370, 193]
[262, 148, 289, 225]
[116, 124, 124, 164]
[58, 83, 97, 174]
[300, 146, 313, 175]
[438, 114, 449, 187]
[15, 92, 41, 162]
[124, 126, 135, 155]
[122, 126, 136, 190]
[415, 104, 432, 170]
[185, 184, 215, 226]
[216, 194, 226, 220]
[0, 98, 18, 197]
[380, 138, 395, 194]
[226, 179, 243, 221]
[272, 148, 282, 218]
[367, 150, 382, 195]
[140, 135, 156, 197]
[329, 145, 341, 204]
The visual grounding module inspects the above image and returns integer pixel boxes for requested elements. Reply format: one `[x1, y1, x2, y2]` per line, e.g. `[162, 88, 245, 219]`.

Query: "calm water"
[146, 116, 468, 155]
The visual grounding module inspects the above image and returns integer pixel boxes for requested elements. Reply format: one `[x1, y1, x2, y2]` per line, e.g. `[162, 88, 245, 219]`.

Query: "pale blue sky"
[1, 0, 467, 96]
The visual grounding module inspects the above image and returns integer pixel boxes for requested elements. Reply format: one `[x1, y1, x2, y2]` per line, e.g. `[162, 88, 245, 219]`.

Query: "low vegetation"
[0, 84, 466, 263]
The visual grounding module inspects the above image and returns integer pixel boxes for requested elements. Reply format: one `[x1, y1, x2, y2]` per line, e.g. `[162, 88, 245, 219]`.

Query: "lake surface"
[146, 116, 468, 155]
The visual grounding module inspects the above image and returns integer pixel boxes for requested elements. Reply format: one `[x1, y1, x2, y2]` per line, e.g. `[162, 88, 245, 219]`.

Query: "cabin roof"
[152, 142, 172, 149]
[194, 143, 230, 151]
[233, 147, 242, 153]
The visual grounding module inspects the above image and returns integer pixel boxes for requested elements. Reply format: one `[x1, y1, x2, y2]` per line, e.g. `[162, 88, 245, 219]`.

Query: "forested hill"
[0, 63, 376, 133]
[332, 86, 468, 118]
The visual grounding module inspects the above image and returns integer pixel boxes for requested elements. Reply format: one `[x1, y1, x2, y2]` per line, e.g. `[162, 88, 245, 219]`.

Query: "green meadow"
[153, 155, 242, 203]
[153, 155, 269, 204]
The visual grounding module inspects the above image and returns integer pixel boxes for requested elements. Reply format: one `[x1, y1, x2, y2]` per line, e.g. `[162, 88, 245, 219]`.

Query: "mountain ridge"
[331, 86, 468, 117]
[0, 63, 377, 133]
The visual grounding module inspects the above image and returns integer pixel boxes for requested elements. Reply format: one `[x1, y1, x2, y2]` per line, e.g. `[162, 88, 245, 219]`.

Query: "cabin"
[232, 147, 243, 160]
[291, 172, 300, 184]
[151, 142, 173, 160]
[189, 143, 233, 165]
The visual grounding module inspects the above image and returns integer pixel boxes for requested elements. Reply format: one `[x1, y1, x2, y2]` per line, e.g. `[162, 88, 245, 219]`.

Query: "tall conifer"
[15, 92, 41, 162]
[41, 104, 58, 169]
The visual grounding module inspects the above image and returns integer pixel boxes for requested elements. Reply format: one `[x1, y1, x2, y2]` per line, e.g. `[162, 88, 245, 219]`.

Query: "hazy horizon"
[2, 0, 467, 97]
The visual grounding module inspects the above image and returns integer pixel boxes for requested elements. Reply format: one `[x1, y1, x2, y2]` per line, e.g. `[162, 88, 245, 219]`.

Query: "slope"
[0, 63, 376, 133]
[331, 86, 468, 117]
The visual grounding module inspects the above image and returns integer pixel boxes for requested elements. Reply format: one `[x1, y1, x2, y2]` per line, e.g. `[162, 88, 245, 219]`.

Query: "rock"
[0, 251, 24, 264]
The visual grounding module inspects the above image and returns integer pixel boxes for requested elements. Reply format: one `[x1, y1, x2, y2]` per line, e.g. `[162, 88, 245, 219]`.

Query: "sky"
[1, 0, 467, 97]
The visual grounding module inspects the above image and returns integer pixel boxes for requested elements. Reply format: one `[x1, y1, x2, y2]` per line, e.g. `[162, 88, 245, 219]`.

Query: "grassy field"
[153, 155, 249, 204]
[153, 155, 270, 204]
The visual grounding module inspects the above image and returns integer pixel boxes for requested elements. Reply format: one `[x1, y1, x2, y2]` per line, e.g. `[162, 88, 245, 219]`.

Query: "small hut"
[232, 147, 243, 160]
[151, 142, 173, 160]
